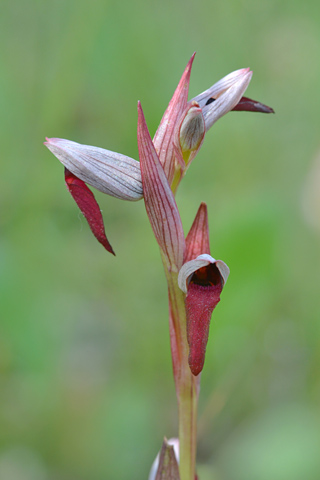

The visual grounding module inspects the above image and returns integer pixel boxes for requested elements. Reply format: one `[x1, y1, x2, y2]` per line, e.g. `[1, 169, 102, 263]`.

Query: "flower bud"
[179, 103, 205, 156]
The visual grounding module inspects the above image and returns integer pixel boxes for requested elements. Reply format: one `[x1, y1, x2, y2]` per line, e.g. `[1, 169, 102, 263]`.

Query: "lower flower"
[178, 254, 229, 376]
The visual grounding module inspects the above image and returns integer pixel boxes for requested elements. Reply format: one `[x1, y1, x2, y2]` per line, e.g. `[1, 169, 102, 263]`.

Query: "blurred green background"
[1, 0, 320, 479]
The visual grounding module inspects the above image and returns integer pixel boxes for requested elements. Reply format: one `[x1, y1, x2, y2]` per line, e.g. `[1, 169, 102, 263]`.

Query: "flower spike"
[137, 102, 185, 271]
[45, 55, 274, 479]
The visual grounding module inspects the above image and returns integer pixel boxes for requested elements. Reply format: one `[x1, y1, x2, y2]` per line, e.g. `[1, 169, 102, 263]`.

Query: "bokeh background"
[1, 0, 320, 479]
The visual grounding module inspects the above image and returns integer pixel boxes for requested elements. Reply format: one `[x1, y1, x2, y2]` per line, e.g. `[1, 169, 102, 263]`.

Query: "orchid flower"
[45, 53, 273, 480]
[138, 103, 228, 378]
[153, 54, 273, 190]
[45, 54, 272, 255]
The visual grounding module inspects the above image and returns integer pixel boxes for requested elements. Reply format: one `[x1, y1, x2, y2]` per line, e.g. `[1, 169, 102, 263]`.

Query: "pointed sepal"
[64, 168, 115, 255]
[153, 54, 195, 184]
[138, 102, 185, 271]
[185, 203, 210, 263]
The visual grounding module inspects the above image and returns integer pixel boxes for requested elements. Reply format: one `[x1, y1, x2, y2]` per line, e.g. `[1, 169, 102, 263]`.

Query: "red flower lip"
[64, 168, 115, 255]
[178, 254, 230, 376]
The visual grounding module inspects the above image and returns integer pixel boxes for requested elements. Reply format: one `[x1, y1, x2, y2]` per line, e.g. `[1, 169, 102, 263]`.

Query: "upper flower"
[45, 53, 273, 256]
[152, 54, 273, 191]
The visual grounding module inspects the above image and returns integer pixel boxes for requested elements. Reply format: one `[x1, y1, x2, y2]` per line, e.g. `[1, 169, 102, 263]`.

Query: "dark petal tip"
[233, 96, 275, 114]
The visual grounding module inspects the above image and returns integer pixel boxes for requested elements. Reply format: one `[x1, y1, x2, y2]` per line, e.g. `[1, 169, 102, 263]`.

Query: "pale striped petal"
[45, 138, 143, 201]
[191, 68, 252, 130]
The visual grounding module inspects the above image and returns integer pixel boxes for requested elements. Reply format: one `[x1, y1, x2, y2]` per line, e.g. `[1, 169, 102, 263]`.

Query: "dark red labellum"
[64, 168, 115, 255]
[232, 96, 274, 113]
[186, 264, 222, 376]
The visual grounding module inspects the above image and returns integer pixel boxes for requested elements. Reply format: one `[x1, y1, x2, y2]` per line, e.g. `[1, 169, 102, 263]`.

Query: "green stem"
[178, 361, 198, 480]
[163, 261, 199, 480]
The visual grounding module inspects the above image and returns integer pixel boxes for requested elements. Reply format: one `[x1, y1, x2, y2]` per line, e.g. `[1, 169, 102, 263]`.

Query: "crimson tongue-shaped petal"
[232, 96, 274, 113]
[186, 265, 222, 376]
[64, 168, 115, 255]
